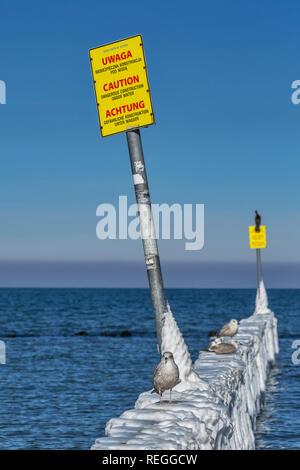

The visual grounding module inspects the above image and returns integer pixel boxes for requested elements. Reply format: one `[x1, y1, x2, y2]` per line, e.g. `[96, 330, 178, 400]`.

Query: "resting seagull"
[208, 339, 239, 355]
[209, 319, 239, 338]
[151, 351, 180, 404]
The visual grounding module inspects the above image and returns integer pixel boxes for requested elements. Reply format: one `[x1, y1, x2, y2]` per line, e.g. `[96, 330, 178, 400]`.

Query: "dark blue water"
[0, 288, 299, 449]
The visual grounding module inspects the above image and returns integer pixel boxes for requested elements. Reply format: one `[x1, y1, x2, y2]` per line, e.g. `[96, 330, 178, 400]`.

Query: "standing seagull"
[255, 210, 261, 232]
[208, 339, 239, 354]
[209, 319, 239, 338]
[151, 352, 180, 404]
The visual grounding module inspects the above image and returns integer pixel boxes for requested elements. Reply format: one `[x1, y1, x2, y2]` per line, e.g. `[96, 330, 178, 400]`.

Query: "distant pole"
[255, 210, 263, 287]
[126, 129, 167, 355]
[256, 248, 262, 287]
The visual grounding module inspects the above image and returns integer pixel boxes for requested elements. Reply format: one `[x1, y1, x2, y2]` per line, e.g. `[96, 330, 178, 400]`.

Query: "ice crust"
[92, 293, 278, 450]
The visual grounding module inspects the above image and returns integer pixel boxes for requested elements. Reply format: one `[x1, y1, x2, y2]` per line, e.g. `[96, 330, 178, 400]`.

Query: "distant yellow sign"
[89, 35, 155, 137]
[249, 225, 267, 249]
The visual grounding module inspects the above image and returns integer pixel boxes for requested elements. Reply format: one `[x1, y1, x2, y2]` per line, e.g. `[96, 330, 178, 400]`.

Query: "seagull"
[208, 339, 240, 355]
[255, 210, 261, 232]
[151, 351, 180, 404]
[209, 319, 239, 338]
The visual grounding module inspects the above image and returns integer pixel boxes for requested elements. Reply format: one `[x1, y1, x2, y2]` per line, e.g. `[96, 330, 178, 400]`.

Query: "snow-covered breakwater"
[92, 288, 278, 450]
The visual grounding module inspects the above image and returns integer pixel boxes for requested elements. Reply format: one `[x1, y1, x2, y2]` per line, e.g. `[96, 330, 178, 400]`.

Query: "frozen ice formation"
[91, 306, 278, 450]
[160, 304, 207, 386]
[254, 280, 272, 314]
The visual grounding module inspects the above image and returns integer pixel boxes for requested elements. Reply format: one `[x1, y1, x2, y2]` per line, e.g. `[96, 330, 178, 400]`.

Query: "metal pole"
[256, 248, 262, 287]
[126, 129, 167, 355]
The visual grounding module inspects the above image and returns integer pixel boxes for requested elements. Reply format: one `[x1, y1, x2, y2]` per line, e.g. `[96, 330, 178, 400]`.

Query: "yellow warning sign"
[249, 225, 267, 249]
[89, 35, 155, 137]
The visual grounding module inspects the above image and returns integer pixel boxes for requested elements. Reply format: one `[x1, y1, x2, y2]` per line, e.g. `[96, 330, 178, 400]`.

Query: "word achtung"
[105, 100, 145, 118]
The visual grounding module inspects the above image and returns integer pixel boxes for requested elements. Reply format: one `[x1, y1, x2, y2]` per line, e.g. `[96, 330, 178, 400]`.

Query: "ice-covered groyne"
[92, 287, 278, 450]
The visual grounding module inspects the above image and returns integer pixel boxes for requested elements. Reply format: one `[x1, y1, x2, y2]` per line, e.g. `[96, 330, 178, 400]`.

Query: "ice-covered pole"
[126, 129, 168, 355]
[254, 210, 263, 287]
[256, 248, 262, 287]
[253, 210, 271, 314]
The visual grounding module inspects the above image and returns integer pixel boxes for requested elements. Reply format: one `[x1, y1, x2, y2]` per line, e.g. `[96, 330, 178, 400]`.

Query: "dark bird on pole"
[255, 210, 261, 232]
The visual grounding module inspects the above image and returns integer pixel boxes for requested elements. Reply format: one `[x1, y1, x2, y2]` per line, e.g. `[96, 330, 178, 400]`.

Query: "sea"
[0, 288, 299, 449]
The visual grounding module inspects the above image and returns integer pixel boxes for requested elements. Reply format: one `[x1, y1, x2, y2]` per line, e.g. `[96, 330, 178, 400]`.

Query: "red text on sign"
[102, 50, 133, 65]
[106, 100, 145, 118]
[103, 75, 140, 91]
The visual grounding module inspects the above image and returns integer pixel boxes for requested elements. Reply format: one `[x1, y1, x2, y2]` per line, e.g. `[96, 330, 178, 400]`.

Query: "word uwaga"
[102, 454, 198, 466]
[96, 196, 204, 251]
[101, 49, 133, 66]
[0, 80, 6, 104]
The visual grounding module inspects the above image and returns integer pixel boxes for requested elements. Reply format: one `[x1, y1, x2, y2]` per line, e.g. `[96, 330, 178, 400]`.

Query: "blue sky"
[0, 1, 299, 286]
